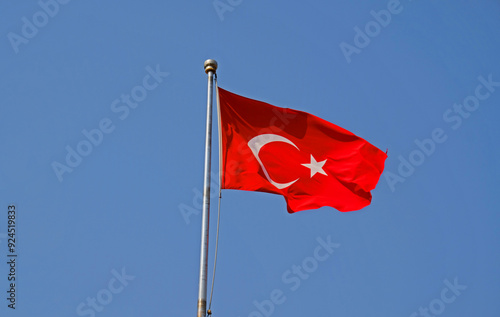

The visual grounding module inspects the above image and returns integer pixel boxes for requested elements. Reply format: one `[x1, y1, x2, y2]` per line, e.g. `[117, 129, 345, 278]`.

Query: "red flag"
[218, 87, 387, 213]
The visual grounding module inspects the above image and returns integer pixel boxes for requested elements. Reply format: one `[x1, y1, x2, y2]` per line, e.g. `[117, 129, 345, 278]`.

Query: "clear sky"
[1, 1, 499, 316]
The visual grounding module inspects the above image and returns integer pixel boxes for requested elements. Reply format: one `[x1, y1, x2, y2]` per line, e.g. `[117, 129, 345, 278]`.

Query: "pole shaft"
[197, 67, 215, 317]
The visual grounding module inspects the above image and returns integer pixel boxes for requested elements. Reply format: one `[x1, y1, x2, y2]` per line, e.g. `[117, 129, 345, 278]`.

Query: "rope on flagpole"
[208, 75, 222, 316]
[208, 188, 222, 315]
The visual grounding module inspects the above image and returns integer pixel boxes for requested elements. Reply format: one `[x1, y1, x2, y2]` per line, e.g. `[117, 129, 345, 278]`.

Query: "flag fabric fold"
[217, 87, 387, 213]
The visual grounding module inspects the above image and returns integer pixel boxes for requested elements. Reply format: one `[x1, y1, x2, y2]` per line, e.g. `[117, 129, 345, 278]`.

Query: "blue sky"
[1, 1, 499, 316]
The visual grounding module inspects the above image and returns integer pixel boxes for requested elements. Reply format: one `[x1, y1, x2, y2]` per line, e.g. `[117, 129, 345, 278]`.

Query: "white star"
[302, 155, 327, 178]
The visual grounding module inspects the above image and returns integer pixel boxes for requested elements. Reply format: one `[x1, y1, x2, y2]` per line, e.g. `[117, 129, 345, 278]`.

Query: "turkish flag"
[218, 87, 387, 213]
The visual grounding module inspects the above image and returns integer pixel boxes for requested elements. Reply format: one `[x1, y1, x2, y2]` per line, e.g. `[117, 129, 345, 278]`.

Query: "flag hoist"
[197, 59, 217, 317]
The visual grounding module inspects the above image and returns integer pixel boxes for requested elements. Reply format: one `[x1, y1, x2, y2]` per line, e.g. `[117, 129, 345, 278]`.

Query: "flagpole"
[197, 59, 217, 317]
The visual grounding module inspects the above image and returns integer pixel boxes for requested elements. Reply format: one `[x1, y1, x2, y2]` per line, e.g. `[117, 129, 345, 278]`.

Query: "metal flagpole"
[197, 59, 217, 317]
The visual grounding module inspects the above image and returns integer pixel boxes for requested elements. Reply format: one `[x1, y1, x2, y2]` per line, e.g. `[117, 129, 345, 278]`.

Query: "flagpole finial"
[204, 59, 218, 74]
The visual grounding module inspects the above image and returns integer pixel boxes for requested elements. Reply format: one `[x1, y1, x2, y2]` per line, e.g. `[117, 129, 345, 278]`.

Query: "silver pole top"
[204, 59, 218, 74]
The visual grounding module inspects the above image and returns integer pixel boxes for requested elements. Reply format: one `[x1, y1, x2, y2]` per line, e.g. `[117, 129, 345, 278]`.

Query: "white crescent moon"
[247, 134, 300, 189]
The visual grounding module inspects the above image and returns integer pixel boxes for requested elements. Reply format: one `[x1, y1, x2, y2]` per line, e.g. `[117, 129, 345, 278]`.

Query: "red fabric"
[218, 87, 387, 213]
